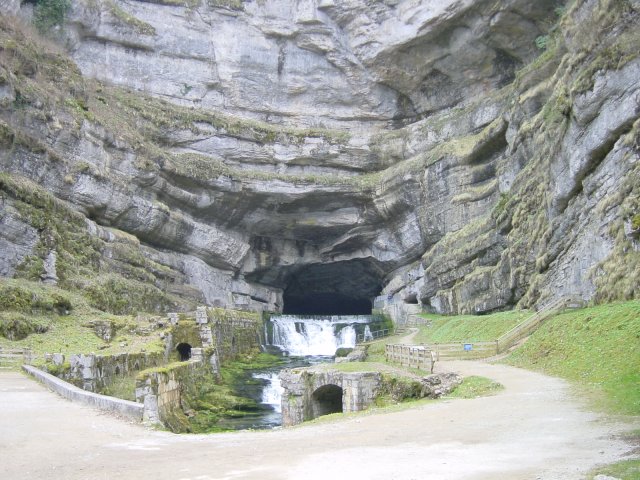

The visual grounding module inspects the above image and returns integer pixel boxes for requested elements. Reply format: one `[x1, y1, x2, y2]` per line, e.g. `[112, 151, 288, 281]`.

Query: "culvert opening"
[311, 384, 343, 418]
[176, 343, 192, 361]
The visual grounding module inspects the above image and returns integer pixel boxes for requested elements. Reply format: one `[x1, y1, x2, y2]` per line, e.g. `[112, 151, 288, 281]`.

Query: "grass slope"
[0, 278, 167, 360]
[415, 310, 531, 343]
[505, 301, 640, 415]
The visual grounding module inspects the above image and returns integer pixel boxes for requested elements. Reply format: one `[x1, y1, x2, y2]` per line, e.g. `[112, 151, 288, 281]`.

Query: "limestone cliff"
[0, 0, 638, 316]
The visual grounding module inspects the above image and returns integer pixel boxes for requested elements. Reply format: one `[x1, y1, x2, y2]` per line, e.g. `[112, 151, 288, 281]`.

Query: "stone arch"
[311, 384, 343, 419]
[176, 343, 192, 361]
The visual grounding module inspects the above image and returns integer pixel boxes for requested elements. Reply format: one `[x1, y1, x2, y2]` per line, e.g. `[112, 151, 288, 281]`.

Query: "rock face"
[0, 0, 638, 316]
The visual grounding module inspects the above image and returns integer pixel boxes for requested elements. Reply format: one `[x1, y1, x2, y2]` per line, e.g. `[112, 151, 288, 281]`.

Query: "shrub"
[0, 314, 48, 340]
[335, 347, 353, 358]
[33, 0, 71, 34]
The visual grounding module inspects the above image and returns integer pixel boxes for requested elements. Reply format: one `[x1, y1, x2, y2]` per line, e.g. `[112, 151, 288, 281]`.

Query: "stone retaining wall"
[22, 364, 143, 421]
[135, 355, 208, 425]
[45, 351, 164, 392]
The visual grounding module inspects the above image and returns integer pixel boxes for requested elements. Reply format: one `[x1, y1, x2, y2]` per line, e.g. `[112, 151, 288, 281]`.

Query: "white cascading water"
[268, 315, 373, 356]
[253, 372, 284, 413]
[257, 315, 374, 416]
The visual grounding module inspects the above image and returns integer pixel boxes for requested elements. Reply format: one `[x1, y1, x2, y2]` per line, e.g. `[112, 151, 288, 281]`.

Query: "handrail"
[356, 328, 391, 344]
[386, 296, 574, 362]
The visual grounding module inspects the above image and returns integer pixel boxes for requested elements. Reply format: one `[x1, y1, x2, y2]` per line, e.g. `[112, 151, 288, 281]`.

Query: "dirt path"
[1, 362, 637, 480]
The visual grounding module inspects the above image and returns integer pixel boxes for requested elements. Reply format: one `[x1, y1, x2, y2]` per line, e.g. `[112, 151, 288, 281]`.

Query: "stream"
[218, 315, 377, 430]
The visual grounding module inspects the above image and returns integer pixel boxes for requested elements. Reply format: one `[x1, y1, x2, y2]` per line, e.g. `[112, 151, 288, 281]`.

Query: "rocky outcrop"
[0, 0, 638, 316]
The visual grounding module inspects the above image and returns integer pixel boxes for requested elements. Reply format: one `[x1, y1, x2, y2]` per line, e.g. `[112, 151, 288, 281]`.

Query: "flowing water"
[266, 315, 374, 356]
[223, 315, 375, 430]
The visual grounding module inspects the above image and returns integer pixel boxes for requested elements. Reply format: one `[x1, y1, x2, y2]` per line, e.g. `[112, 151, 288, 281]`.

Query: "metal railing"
[356, 328, 391, 344]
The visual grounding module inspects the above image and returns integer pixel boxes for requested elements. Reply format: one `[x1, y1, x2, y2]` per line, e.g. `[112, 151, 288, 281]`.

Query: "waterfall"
[254, 372, 283, 413]
[268, 315, 373, 356]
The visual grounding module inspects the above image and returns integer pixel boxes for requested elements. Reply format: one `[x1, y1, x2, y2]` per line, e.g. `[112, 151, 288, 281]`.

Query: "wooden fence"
[385, 296, 575, 365]
[494, 297, 570, 353]
[385, 344, 435, 372]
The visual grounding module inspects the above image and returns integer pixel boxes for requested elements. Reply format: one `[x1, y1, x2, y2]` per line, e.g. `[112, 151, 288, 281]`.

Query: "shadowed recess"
[283, 293, 371, 315]
[281, 259, 383, 315]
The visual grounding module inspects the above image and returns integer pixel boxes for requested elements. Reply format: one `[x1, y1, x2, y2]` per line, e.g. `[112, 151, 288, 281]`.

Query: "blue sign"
[463, 343, 473, 351]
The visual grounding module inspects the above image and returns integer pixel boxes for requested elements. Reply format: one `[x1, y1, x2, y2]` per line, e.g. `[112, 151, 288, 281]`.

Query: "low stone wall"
[23, 364, 143, 421]
[45, 351, 164, 392]
[280, 368, 382, 427]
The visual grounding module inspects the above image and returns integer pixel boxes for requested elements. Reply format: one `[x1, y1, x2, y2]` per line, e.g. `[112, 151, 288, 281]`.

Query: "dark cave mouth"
[283, 292, 373, 315]
[281, 260, 384, 315]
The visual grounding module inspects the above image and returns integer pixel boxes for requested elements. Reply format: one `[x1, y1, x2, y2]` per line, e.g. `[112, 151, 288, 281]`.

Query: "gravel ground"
[0, 360, 637, 480]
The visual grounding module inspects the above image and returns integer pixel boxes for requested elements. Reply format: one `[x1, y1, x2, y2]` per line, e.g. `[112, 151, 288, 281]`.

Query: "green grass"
[414, 310, 532, 343]
[587, 458, 640, 480]
[0, 278, 168, 358]
[101, 373, 137, 401]
[364, 334, 402, 362]
[504, 301, 640, 415]
[445, 376, 504, 399]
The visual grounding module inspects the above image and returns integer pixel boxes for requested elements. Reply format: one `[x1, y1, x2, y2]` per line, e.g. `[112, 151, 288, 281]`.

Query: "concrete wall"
[23, 365, 143, 421]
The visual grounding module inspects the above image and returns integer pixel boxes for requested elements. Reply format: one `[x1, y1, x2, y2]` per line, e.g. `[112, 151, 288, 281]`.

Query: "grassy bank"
[375, 301, 639, 416]
[0, 278, 168, 359]
[504, 300, 640, 415]
[415, 310, 531, 343]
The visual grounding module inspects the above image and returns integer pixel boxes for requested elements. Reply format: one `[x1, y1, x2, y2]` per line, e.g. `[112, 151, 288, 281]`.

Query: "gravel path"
[1, 361, 637, 480]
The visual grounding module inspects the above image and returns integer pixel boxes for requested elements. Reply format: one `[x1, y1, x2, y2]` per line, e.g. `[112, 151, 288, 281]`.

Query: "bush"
[33, 0, 71, 34]
[335, 347, 353, 357]
[378, 374, 424, 403]
[85, 275, 173, 315]
[0, 282, 72, 314]
[0, 314, 48, 340]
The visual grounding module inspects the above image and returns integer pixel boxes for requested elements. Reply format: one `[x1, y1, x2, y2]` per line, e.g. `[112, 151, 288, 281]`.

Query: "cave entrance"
[311, 384, 343, 419]
[176, 343, 192, 361]
[281, 259, 383, 315]
[283, 292, 371, 315]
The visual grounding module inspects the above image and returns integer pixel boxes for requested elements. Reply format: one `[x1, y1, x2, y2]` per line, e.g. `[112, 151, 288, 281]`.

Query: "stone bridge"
[279, 368, 382, 426]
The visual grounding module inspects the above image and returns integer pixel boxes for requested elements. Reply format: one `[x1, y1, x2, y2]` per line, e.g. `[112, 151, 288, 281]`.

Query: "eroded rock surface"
[0, 0, 638, 315]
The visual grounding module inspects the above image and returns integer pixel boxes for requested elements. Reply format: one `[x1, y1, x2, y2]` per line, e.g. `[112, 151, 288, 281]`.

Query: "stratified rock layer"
[0, 0, 638, 315]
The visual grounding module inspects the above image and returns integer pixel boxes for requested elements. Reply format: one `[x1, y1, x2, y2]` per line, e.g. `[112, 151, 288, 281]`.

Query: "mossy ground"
[0, 278, 168, 358]
[444, 376, 504, 399]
